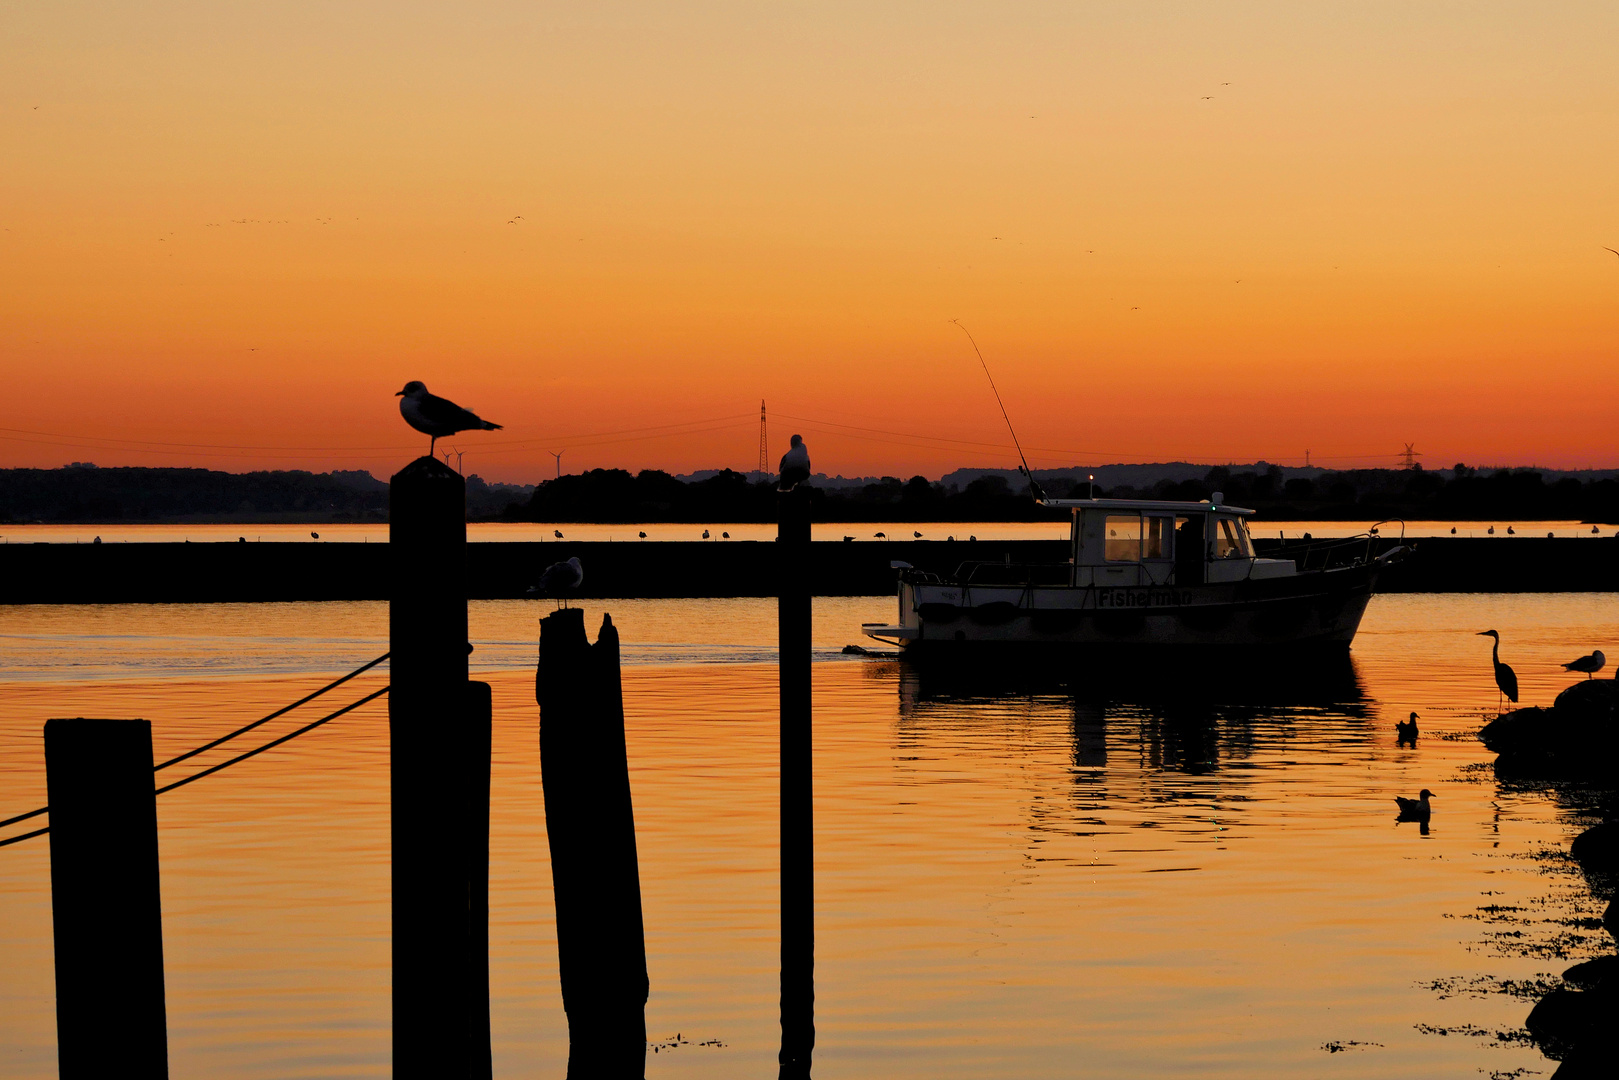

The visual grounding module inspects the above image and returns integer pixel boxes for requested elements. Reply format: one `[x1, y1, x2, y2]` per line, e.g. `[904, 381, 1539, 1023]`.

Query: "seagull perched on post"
[1562, 650, 1606, 679]
[396, 381, 502, 456]
[778, 434, 811, 491]
[528, 556, 583, 608]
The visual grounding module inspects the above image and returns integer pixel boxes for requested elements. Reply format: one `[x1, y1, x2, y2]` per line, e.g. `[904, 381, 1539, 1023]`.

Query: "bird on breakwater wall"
[1394, 789, 1434, 820]
[1478, 630, 1520, 712]
[1396, 712, 1419, 746]
[1488, 526, 1495, 535]
[529, 557, 583, 609]
[554, 530, 563, 539]
[702, 529, 710, 540]
[639, 531, 647, 539]
[913, 531, 923, 539]
[778, 434, 811, 491]
[396, 381, 502, 456]
[1562, 650, 1606, 679]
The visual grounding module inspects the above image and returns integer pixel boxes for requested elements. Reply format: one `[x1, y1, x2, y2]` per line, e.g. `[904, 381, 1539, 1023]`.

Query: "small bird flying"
[778, 434, 811, 491]
[1605, 246, 1619, 259]
[396, 381, 502, 456]
[1478, 630, 1520, 712]
[1562, 650, 1606, 679]
[528, 556, 583, 609]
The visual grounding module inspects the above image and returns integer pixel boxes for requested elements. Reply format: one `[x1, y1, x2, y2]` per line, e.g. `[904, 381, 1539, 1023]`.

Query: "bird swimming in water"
[396, 381, 502, 456]
[528, 556, 583, 608]
[1478, 630, 1519, 712]
[1394, 789, 1434, 819]
[1562, 650, 1606, 679]
[1396, 712, 1419, 745]
[778, 434, 811, 491]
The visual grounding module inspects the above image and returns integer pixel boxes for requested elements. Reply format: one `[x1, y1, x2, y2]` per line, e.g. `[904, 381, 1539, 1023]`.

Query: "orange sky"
[3, 2, 1617, 482]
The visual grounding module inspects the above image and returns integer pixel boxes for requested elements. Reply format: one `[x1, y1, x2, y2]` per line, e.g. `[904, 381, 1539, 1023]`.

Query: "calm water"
[0, 520, 1609, 544]
[2, 595, 1616, 1078]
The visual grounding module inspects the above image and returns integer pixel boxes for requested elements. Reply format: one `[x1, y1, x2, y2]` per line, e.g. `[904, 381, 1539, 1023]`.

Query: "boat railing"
[1264, 521, 1405, 572]
[955, 561, 1074, 587]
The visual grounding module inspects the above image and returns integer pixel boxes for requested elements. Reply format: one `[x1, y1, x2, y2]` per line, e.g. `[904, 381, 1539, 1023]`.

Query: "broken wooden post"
[389, 455, 490, 1079]
[45, 717, 169, 1080]
[537, 607, 648, 1079]
[777, 485, 815, 1079]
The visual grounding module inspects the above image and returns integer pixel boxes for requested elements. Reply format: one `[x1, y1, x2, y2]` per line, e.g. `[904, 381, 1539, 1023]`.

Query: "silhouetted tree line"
[508, 464, 1619, 523]
[0, 466, 527, 523]
[5, 463, 1614, 524]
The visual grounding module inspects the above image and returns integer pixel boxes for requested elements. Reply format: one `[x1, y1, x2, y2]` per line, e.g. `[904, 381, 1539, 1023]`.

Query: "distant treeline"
[0, 466, 528, 523]
[5, 463, 1616, 525]
[507, 463, 1619, 523]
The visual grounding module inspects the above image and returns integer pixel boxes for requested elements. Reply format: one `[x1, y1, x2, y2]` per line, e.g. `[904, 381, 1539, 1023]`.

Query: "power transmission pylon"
[1400, 443, 1422, 470]
[758, 400, 769, 476]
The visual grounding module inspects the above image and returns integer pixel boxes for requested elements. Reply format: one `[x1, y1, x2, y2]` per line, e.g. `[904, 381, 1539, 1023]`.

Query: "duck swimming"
[1394, 789, 1434, 819]
[1396, 712, 1419, 745]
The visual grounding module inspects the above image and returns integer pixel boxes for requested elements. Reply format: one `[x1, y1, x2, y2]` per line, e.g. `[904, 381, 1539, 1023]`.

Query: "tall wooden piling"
[537, 607, 648, 1079]
[777, 486, 815, 1079]
[44, 717, 169, 1080]
[389, 456, 490, 1079]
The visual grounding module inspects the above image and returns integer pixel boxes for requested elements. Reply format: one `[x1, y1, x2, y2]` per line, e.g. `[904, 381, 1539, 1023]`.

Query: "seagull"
[778, 434, 811, 491]
[1594, 526, 1601, 534]
[702, 529, 710, 540]
[554, 530, 563, 539]
[639, 531, 647, 539]
[1394, 789, 1434, 820]
[1562, 650, 1606, 679]
[396, 381, 502, 456]
[528, 556, 583, 608]
[722, 531, 730, 539]
[913, 531, 923, 539]
[1396, 712, 1419, 746]
[311, 531, 320, 540]
[1487, 526, 1495, 535]
[843, 535, 854, 542]
[1478, 630, 1519, 712]
[1507, 525, 1515, 535]
[874, 531, 886, 539]
[1451, 527, 1457, 534]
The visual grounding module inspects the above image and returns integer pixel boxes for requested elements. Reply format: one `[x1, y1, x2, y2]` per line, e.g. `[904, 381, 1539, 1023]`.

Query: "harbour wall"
[0, 536, 1615, 603]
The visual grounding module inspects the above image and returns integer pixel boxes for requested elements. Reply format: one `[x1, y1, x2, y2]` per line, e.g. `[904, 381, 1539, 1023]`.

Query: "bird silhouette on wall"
[1562, 650, 1606, 679]
[778, 434, 811, 491]
[1478, 630, 1519, 712]
[396, 381, 502, 456]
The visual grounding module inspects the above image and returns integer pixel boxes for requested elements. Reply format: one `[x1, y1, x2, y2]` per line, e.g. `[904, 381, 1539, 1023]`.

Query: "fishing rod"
[949, 320, 1046, 501]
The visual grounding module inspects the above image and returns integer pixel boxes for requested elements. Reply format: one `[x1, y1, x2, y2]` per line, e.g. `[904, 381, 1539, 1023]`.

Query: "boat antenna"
[950, 320, 1045, 501]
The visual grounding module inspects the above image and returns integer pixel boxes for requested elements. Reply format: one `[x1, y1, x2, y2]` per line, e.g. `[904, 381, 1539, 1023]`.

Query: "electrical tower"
[758, 400, 768, 476]
[1400, 443, 1422, 470]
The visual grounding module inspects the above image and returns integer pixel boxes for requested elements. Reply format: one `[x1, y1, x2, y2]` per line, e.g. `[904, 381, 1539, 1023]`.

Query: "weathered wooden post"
[537, 607, 648, 1079]
[44, 717, 169, 1080]
[777, 486, 815, 1079]
[389, 456, 492, 1079]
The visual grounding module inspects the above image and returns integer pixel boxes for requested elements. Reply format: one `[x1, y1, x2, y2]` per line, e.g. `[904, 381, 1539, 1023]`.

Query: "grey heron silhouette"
[1478, 630, 1519, 712]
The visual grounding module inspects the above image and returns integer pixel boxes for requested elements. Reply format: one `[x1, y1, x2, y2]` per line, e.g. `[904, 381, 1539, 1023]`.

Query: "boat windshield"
[1213, 516, 1254, 559]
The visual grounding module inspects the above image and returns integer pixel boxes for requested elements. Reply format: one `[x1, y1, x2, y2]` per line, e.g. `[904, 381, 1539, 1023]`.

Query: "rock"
[1527, 987, 1599, 1059]
[1552, 1027, 1619, 1079]
[1606, 898, 1618, 943]
[1570, 822, 1619, 874]
[1479, 683, 1619, 776]
[1561, 954, 1619, 991]
[1552, 678, 1619, 717]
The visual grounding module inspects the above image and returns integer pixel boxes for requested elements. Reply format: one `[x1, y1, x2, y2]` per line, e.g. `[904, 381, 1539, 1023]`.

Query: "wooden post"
[390, 456, 490, 1078]
[44, 717, 169, 1080]
[537, 607, 648, 1079]
[777, 487, 815, 1079]
[462, 679, 494, 1080]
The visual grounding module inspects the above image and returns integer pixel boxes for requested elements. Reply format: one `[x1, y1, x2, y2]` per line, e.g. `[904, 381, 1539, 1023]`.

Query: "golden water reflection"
[1, 594, 1615, 1077]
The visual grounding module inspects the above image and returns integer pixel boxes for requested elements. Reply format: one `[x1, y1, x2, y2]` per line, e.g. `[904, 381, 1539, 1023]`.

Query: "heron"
[1562, 650, 1606, 679]
[396, 381, 502, 456]
[1394, 789, 1434, 820]
[528, 556, 583, 609]
[1396, 712, 1419, 746]
[1477, 630, 1519, 712]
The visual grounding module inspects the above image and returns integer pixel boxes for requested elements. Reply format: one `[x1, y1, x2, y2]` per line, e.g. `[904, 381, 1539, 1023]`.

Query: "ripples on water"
[1, 595, 1615, 1078]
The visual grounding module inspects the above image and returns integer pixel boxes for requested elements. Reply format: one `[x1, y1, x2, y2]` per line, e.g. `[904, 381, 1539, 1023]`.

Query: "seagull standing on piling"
[1562, 650, 1606, 679]
[778, 434, 811, 491]
[529, 556, 584, 609]
[396, 381, 502, 456]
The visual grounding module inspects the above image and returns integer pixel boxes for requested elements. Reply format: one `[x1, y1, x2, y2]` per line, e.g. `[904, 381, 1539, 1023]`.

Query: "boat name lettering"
[1096, 588, 1194, 608]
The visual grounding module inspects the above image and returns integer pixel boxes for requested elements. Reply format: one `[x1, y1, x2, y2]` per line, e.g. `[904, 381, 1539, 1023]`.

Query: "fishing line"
[949, 320, 1045, 500]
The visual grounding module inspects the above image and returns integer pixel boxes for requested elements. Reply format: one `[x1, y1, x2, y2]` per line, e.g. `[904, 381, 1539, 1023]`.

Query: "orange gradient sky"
[3, 2, 1618, 482]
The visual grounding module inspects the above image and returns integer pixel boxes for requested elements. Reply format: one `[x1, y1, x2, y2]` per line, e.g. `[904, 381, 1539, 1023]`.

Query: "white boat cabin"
[1048, 493, 1297, 587]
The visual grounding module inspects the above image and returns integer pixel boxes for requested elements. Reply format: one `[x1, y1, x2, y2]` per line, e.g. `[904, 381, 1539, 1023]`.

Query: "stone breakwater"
[0, 535, 1615, 603]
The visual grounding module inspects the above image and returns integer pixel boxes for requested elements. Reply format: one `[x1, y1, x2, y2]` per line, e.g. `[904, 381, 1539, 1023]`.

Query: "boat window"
[1144, 516, 1174, 560]
[1214, 516, 1254, 559]
[1104, 514, 1142, 561]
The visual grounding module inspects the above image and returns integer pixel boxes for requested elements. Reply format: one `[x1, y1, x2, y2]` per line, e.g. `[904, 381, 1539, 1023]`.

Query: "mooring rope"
[0, 653, 392, 847]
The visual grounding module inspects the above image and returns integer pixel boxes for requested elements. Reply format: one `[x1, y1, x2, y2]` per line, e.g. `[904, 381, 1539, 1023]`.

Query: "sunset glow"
[4, 3, 1618, 481]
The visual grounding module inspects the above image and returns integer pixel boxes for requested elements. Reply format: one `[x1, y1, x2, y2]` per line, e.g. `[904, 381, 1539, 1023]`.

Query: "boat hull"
[863, 563, 1379, 653]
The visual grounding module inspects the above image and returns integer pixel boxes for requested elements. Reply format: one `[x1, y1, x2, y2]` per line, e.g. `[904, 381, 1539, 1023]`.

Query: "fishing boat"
[861, 493, 1404, 655]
